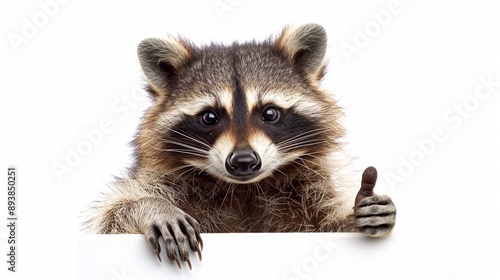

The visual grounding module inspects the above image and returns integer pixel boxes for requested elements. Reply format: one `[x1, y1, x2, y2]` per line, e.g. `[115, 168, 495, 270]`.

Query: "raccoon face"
[135, 24, 343, 184]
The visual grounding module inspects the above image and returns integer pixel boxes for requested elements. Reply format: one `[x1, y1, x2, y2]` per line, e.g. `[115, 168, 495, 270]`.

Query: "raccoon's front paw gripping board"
[144, 210, 203, 270]
[352, 166, 397, 237]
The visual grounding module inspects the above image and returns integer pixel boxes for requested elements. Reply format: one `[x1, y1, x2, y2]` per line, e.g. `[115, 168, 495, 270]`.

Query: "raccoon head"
[135, 24, 344, 184]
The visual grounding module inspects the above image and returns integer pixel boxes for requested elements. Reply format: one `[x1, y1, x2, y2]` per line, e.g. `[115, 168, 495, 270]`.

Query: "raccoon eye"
[201, 110, 219, 126]
[261, 106, 280, 123]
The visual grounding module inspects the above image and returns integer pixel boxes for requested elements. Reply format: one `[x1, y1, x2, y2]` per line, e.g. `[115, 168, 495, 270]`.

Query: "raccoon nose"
[225, 149, 262, 177]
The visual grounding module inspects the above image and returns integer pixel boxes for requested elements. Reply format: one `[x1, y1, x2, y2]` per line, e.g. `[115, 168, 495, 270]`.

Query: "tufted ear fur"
[274, 23, 327, 81]
[137, 37, 194, 93]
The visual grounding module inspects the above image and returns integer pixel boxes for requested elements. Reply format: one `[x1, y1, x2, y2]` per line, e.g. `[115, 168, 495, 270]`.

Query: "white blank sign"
[77, 232, 493, 280]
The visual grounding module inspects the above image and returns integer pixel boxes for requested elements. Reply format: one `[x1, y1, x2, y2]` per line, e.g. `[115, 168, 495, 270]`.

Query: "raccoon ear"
[274, 24, 327, 80]
[137, 37, 193, 91]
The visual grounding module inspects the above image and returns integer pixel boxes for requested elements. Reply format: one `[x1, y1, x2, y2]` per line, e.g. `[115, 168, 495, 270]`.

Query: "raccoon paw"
[353, 166, 396, 237]
[354, 194, 396, 237]
[144, 210, 203, 270]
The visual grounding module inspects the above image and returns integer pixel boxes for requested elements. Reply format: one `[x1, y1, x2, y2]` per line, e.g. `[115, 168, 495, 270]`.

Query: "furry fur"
[86, 23, 396, 269]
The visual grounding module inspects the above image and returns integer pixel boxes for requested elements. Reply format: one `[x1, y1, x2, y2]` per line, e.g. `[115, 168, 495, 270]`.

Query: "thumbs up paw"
[353, 166, 397, 237]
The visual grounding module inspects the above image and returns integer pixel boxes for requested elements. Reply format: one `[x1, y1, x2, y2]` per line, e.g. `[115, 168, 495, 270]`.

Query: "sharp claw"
[196, 232, 203, 251]
[148, 215, 203, 269]
[147, 229, 163, 263]
[174, 257, 181, 270]
[195, 244, 202, 261]
[154, 242, 162, 262]
[187, 231, 203, 261]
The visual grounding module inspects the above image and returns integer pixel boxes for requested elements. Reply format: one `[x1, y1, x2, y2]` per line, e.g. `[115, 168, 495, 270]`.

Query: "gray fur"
[137, 37, 192, 91]
[275, 23, 328, 78]
[86, 24, 396, 269]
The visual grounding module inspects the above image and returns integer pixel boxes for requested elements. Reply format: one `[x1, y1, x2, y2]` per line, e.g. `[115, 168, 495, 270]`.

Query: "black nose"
[225, 149, 262, 177]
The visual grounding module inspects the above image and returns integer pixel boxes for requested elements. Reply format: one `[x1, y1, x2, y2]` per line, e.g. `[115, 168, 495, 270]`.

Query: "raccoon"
[86, 23, 396, 269]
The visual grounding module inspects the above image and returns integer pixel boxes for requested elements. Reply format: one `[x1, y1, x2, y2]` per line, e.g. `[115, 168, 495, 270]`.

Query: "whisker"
[166, 127, 224, 159]
[292, 158, 335, 189]
[277, 139, 330, 151]
[158, 164, 192, 177]
[276, 127, 332, 152]
[272, 167, 289, 179]
[160, 149, 209, 158]
[277, 128, 330, 146]
[168, 128, 212, 150]
[172, 166, 198, 184]
[163, 139, 209, 154]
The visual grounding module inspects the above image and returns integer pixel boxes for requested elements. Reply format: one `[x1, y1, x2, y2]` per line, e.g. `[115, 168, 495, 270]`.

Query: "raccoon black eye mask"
[86, 23, 396, 270]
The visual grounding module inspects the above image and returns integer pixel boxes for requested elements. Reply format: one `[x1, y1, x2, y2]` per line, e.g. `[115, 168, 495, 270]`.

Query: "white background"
[1, 0, 499, 279]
